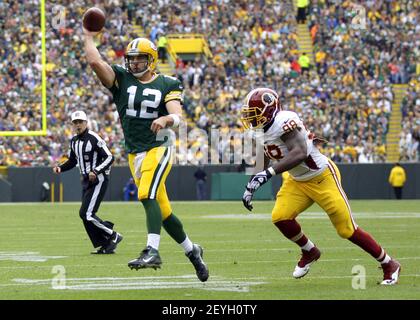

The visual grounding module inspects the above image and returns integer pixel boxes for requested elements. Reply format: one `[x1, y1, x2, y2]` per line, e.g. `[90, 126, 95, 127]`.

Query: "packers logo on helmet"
[125, 38, 158, 77]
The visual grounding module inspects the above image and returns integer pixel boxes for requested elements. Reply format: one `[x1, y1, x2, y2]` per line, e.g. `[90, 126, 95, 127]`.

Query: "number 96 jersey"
[263, 111, 328, 181]
[109, 65, 183, 153]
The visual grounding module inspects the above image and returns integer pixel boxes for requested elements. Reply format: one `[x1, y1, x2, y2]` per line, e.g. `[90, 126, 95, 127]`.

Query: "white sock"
[147, 233, 160, 250]
[301, 239, 315, 252]
[380, 254, 391, 265]
[180, 236, 194, 254]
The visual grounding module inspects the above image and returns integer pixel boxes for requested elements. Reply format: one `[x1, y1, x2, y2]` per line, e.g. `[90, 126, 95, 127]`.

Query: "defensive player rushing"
[53, 110, 123, 254]
[83, 28, 208, 281]
[241, 88, 401, 285]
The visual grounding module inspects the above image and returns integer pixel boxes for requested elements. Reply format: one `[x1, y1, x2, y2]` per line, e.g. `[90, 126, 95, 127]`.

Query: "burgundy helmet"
[241, 88, 281, 129]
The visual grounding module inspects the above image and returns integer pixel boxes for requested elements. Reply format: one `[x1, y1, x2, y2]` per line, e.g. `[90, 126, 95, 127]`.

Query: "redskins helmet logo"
[262, 92, 276, 107]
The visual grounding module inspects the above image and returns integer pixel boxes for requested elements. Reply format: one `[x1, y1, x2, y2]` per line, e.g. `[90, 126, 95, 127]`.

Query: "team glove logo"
[246, 170, 272, 193]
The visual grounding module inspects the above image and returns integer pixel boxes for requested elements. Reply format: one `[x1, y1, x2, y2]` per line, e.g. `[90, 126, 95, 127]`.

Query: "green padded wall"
[211, 173, 273, 200]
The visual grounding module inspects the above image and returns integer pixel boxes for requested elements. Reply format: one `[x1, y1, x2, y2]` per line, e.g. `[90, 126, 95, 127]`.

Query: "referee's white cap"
[71, 110, 88, 122]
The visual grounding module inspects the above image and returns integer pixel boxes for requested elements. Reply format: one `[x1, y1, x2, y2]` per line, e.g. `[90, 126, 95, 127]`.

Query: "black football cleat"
[104, 232, 123, 253]
[128, 246, 162, 270]
[91, 246, 114, 254]
[186, 244, 209, 282]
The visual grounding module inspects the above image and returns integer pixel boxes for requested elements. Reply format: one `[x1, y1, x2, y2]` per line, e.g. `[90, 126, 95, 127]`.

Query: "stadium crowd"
[399, 78, 420, 161]
[0, 0, 419, 167]
[308, 0, 419, 162]
[0, 0, 42, 133]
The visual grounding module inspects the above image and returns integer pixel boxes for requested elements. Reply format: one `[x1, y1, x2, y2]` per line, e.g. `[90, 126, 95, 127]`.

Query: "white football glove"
[242, 188, 254, 212]
[242, 169, 274, 212]
[246, 169, 273, 193]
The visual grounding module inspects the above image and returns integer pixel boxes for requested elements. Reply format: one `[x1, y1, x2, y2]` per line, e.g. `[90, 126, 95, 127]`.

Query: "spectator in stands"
[157, 33, 168, 63]
[1, 0, 418, 167]
[297, 0, 309, 24]
[298, 52, 311, 75]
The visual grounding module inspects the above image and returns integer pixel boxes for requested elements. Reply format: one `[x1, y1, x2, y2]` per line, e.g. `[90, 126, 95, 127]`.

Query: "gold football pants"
[128, 146, 172, 220]
[272, 160, 357, 239]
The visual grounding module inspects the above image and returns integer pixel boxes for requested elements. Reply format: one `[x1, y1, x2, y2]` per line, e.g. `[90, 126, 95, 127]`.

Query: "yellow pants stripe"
[326, 161, 358, 230]
[128, 147, 173, 220]
[148, 147, 171, 199]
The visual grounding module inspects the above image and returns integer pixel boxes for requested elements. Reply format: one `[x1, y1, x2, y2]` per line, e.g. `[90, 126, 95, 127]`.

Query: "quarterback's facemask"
[125, 53, 151, 77]
[125, 38, 158, 78]
[241, 88, 280, 130]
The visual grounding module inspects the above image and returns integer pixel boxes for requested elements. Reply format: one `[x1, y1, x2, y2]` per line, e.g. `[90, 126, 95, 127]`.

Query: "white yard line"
[202, 212, 420, 220]
[0, 274, 418, 291]
[5, 275, 265, 292]
[0, 256, 419, 270]
[0, 252, 67, 262]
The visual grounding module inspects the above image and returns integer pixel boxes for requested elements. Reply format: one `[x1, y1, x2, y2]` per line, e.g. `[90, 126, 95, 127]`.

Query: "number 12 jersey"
[109, 65, 183, 153]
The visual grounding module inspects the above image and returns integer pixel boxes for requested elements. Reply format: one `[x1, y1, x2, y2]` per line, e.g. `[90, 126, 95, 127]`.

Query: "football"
[82, 7, 106, 32]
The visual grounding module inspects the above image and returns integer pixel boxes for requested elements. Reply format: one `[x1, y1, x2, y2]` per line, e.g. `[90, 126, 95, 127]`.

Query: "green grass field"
[0, 200, 419, 300]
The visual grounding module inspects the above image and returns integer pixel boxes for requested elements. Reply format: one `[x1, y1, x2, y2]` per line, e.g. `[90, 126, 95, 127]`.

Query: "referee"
[53, 110, 123, 254]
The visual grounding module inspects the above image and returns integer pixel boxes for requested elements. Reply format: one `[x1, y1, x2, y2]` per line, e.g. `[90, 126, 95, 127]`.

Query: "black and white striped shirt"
[60, 129, 114, 177]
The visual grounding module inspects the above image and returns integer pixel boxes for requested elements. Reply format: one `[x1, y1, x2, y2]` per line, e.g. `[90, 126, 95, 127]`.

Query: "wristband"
[267, 167, 276, 176]
[168, 114, 180, 128]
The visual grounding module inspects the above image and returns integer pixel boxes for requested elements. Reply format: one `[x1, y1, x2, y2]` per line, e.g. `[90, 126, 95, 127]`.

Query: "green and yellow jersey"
[109, 65, 183, 153]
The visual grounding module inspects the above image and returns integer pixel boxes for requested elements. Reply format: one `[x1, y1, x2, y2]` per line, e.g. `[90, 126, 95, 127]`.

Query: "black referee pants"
[79, 174, 114, 248]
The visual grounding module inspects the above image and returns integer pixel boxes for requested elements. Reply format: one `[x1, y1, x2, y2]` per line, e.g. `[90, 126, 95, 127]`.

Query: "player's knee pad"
[139, 197, 171, 220]
[272, 216, 284, 224]
[271, 210, 295, 224]
[336, 225, 355, 239]
[159, 201, 172, 220]
[138, 189, 152, 201]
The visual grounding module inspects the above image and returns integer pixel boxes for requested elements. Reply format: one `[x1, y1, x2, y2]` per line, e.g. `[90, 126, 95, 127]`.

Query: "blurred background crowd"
[0, 0, 42, 133]
[0, 0, 419, 167]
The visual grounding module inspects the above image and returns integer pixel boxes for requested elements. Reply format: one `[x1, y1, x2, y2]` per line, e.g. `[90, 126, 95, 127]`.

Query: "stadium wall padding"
[0, 177, 12, 202]
[211, 173, 273, 200]
[3, 163, 420, 202]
